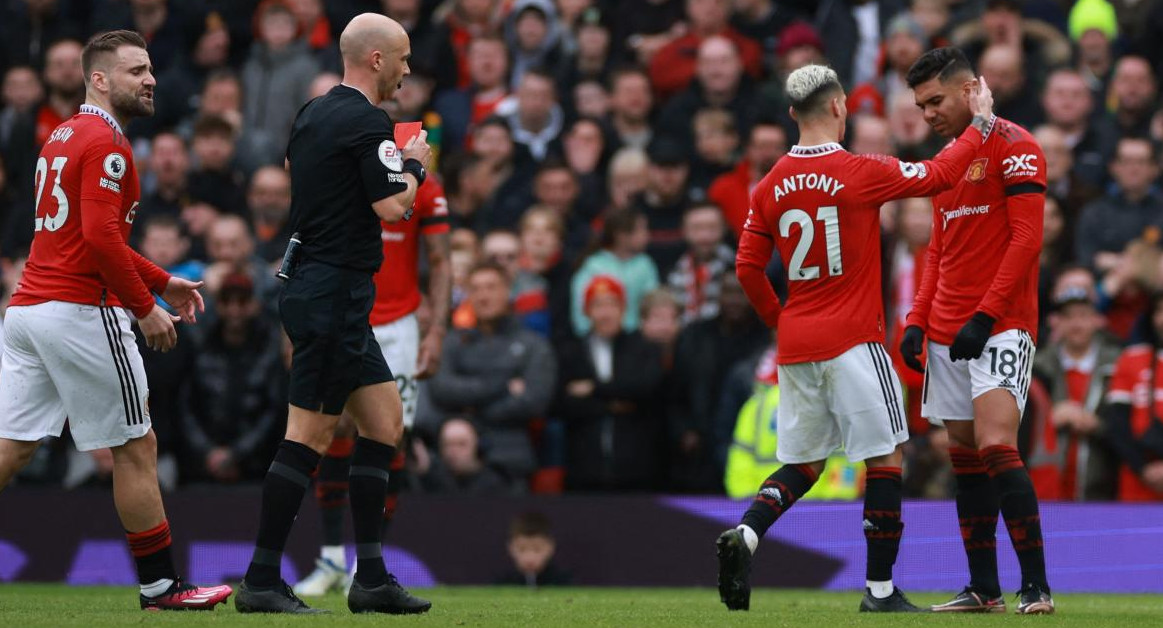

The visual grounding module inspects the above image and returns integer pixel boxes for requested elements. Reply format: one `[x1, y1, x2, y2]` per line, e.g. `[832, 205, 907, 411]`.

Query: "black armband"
[402, 158, 427, 187]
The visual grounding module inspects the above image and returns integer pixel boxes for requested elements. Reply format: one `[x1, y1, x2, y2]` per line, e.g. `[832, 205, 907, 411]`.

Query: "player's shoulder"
[990, 117, 1039, 149]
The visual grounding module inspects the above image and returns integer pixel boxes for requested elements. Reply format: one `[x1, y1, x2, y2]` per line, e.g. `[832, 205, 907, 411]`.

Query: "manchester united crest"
[965, 158, 988, 183]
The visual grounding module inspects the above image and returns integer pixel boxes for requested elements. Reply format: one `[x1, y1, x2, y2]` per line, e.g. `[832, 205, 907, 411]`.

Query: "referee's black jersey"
[286, 84, 408, 272]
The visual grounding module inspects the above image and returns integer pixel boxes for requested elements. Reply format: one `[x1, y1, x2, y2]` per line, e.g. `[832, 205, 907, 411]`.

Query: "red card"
[394, 121, 423, 147]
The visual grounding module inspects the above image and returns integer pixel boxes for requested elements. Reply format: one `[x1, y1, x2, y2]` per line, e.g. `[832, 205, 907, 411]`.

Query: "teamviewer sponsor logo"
[942, 204, 991, 228]
[1002, 154, 1038, 178]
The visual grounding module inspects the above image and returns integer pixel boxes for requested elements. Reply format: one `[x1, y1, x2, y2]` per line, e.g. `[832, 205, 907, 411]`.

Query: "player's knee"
[113, 430, 157, 468]
[944, 421, 977, 450]
[0, 439, 40, 473]
[286, 410, 340, 453]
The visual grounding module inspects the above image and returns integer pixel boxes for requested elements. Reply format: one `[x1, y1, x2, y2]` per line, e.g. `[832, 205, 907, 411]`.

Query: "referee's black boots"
[348, 575, 432, 615]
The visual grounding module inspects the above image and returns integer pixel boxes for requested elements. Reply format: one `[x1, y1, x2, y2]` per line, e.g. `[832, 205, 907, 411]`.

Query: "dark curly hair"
[905, 47, 973, 89]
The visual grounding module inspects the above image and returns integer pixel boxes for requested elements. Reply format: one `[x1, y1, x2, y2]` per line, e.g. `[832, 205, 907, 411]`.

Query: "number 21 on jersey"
[34, 156, 69, 232]
[779, 205, 843, 281]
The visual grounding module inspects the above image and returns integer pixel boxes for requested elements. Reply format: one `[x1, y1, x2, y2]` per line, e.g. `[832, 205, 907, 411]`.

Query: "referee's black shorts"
[279, 261, 393, 415]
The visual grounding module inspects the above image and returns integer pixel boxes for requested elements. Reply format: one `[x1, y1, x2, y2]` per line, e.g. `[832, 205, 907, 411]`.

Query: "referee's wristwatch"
[403, 158, 427, 187]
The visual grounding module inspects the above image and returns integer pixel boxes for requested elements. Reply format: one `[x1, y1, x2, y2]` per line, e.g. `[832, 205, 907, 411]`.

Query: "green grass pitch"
[1, 585, 1162, 627]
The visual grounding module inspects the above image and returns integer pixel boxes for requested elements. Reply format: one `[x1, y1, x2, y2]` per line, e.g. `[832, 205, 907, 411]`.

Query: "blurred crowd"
[2, 0, 1163, 501]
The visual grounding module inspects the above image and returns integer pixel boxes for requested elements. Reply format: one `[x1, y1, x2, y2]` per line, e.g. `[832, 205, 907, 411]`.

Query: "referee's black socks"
[245, 440, 321, 588]
[349, 437, 397, 587]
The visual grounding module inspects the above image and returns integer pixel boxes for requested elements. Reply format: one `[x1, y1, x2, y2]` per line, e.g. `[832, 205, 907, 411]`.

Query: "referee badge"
[378, 140, 403, 172]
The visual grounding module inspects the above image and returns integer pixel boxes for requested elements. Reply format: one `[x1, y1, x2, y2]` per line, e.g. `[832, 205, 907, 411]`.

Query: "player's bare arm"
[416, 229, 450, 379]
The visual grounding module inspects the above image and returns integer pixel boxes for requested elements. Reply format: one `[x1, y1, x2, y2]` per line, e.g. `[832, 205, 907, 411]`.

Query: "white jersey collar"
[788, 142, 844, 158]
[79, 104, 124, 135]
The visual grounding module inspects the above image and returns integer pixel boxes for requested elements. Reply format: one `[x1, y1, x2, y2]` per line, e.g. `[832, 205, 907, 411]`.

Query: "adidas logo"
[863, 518, 878, 531]
[760, 487, 784, 505]
[1000, 378, 1015, 389]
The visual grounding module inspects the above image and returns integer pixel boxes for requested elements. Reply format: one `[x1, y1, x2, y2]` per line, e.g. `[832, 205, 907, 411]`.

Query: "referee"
[236, 13, 432, 615]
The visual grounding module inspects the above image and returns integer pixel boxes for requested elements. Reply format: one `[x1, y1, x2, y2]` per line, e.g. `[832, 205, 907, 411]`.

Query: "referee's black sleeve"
[354, 108, 409, 204]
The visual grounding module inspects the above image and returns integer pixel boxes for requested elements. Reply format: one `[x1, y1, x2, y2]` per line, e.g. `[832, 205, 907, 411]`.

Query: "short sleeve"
[354, 109, 409, 204]
[78, 141, 130, 205]
[997, 131, 1047, 196]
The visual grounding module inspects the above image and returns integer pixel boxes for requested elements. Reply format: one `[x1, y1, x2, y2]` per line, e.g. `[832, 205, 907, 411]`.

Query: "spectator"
[1032, 124, 1100, 253]
[639, 288, 682, 368]
[503, 0, 563, 91]
[648, 0, 763, 102]
[571, 208, 660, 337]
[1069, 0, 1118, 95]
[1108, 55, 1158, 140]
[532, 158, 593, 260]
[31, 38, 83, 149]
[658, 35, 769, 151]
[0, 66, 43, 147]
[1039, 197, 1070, 323]
[290, 0, 340, 72]
[187, 115, 247, 217]
[634, 136, 691, 273]
[708, 121, 787, 237]
[191, 69, 279, 175]
[668, 273, 768, 491]
[138, 214, 204, 284]
[571, 78, 609, 119]
[556, 275, 664, 490]
[381, 0, 456, 90]
[1100, 290, 1163, 501]
[426, 262, 557, 486]
[178, 197, 221, 263]
[849, 114, 894, 157]
[609, 0, 686, 68]
[497, 68, 564, 163]
[178, 273, 285, 483]
[519, 207, 572, 342]
[557, 6, 613, 95]
[689, 108, 739, 197]
[418, 418, 509, 493]
[1074, 137, 1163, 272]
[483, 228, 548, 336]
[848, 13, 929, 119]
[978, 44, 1042, 129]
[444, 152, 498, 231]
[561, 116, 609, 220]
[886, 90, 942, 161]
[606, 146, 649, 213]
[92, 0, 190, 76]
[667, 203, 734, 325]
[0, 0, 82, 71]
[473, 117, 537, 232]
[814, 0, 907, 88]
[448, 227, 481, 328]
[1040, 68, 1117, 188]
[606, 67, 654, 152]
[1029, 269, 1121, 501]
[137, 132, 190, 226]
[248, 165, 293, 264]
[201, 214, 281, 318]
[240, 0, 320, 166]
[431, 0, 502, 91]
[888, 197, 931, 433]
[494, 512, 572, 586]
[433, 34, 510, 151]
[951, 0, 1071, 84]
[730, 0, 805, 66]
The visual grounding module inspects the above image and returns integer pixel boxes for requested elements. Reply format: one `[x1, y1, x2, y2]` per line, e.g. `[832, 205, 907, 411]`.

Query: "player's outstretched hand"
[139, 304, 180, 352]
[403, 130, 432, 170]
[899, 325, 926, 373]
[949, 312, 996, 362]
[161, 277, 206, 324]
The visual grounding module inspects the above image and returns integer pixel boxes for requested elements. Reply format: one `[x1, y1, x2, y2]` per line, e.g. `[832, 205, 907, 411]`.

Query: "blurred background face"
[192, 132, 234, 171]
[641, 303, 680, 346]
[1033, 126, 1071, 182]
[1111, 140, 1158, 193]
[201, 78, 241, 116]
[2, 67, 44, 112]
[1042, 197, 1063, 249]
[508, 534, 554, 575]
[520, 212, 560, 262]
[899, 198, 932, 247]
[439, 418, 480, 475]
[482, 232, 520, 278]
[683, 207, 724, 260]
[687, 0, 728, 31]
[217, 286, 258, 331]
[207, 217, 253, 265]
[587, 293, 624, 338]
[473, 124, 514, 164]
[978, 45, 1022, 102]
[885, 31, 924, 72]
[1052, 301, 1101, 350]
[534, 168, 579, 213]
[45, 40, 83, 98]
[981, 6, 1020, 43]
[564, 119, 605, 172]
[611, 73, 652, 122]
[260, 8, 298, 49]
[573, 81, 609, 118]
[1042, 71, 1091, 127]
[694, 119, 736, 164]
[515, 10, 549, 51]
[718, 275, 750, 324]
[468, 269, 511, 323]
[181, 202, 220, 236]
[389, 74, 435, 117]
[850, 116, 893, 156]
[140, 224, 187, 267]
[150, 134, 189, 188]
[468, 40, 508, 88]
[647, 162, 688, 202]
[459, 0, 492, 21]
[248, 166, 292, 222]
[577, 23, 610, 59]
[696, 38, 741, 95]
[745, 125, 786, 174]
[517, 74, 556, 126]
[609, 165, 646, 210]
[1112, 57, 1156, 113]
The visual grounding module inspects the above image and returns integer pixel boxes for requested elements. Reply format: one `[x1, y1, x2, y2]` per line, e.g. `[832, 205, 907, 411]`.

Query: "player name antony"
[772, 172, 846, 201]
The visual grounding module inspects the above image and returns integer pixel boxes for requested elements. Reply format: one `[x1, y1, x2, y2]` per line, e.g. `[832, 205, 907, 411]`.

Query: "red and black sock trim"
[949, 446, 1002, 597]
[983, 445, 1050, 591]
[949, 446, 988, 475]
[126, 520, 177, 585]
[740, 464, 819, 538]
[863, 466, 903, 581]
[981, 445, 1025, 476]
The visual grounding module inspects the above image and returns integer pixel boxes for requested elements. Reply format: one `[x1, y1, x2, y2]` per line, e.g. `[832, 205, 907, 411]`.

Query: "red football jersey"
[11, 105, 169, 319]
[1103, 345, 1163, 501]
[906, 116, 1046, 344]
[369, 177, 450, 326]
[737, 125, 983, 364]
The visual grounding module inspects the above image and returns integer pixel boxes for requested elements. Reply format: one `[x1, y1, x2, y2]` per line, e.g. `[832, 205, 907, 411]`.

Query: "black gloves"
[899, 325, 925, 373]
[949, 312, 996, 361]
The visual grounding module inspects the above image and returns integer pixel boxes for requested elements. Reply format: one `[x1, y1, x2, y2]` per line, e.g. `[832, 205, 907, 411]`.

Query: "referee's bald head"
[339, 13, 411, 101]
